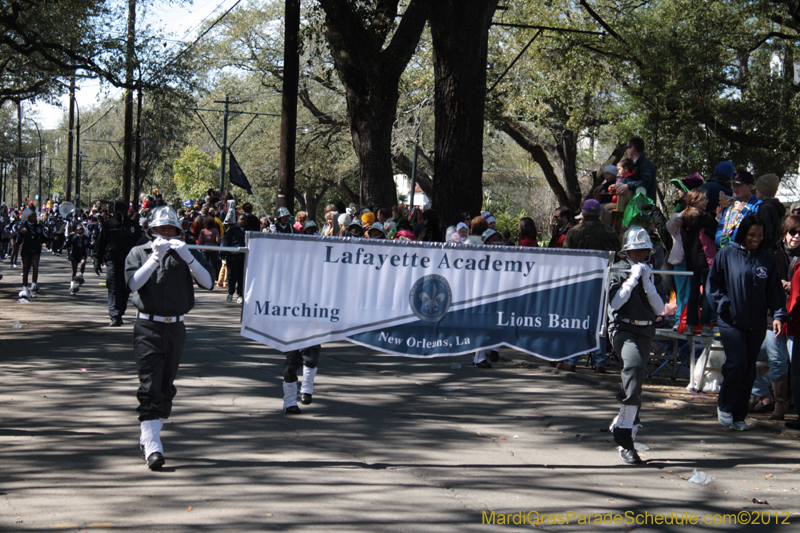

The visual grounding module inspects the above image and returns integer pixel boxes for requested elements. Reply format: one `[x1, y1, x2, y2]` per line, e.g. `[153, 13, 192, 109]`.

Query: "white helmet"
[621, 226, 653, 256]
[368, 221, 385, 236]
[147, 206, 182, 239]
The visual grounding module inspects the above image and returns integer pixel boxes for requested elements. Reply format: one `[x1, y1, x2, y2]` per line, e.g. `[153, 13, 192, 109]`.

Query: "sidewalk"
[1, 253, 799, 532]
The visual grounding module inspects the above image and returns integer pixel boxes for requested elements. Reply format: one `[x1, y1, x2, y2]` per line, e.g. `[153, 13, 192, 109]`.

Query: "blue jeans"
[752, 331, 790, 398]
[593, 337, 608, 368]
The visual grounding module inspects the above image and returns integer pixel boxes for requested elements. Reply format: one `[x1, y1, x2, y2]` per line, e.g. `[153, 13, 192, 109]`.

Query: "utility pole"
[75, 110, 81, 206]
[133, 83, 143, 211]
[48, 160, 53, 202]
[16, 101, 22, 207]
[66, 76, 76, 202]
[218, 95, 229, 194]
[188, 101, 278, 198]
[277, 0, 300, 213]
[122, 0, 136, 205]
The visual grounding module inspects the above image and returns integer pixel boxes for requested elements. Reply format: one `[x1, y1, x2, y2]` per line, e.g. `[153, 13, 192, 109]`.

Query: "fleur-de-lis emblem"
[420, 284, 446, 313]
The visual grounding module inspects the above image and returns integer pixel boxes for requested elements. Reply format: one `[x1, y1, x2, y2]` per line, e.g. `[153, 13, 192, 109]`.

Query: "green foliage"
[172, 146, 220, 201]
[482, 194, 533, 244]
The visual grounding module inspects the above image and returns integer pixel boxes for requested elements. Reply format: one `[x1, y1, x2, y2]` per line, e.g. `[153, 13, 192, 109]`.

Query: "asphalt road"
[1, 253, 800, 532]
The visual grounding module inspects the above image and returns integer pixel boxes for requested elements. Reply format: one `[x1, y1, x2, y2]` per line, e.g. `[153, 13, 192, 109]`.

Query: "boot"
[770, 375, 790, 421]
[283, 382, 301, 414]
[300, 366, 317, 405]
[140, 419, 164, 469]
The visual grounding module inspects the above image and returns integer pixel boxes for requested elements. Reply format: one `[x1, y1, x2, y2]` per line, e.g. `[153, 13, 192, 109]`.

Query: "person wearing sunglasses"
[783, 215, 800, 430]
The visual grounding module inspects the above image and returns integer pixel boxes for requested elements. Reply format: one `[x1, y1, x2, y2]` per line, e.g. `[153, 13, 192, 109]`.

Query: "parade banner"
[240, 233, 612, 359]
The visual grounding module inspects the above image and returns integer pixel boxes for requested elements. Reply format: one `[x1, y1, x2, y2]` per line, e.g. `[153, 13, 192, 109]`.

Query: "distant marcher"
[95, 201, 142, 326]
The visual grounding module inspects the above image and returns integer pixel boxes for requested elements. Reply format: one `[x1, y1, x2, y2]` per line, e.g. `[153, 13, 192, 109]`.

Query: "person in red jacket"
[547, 207, 572, 248]
[782, 214, 800, 430]
[518, 217, 538, 247]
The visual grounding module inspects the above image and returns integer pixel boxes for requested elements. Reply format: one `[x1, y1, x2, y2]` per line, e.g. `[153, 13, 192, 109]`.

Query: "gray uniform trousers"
[134, 318, 186, 421]
[611, 324, 654, 410]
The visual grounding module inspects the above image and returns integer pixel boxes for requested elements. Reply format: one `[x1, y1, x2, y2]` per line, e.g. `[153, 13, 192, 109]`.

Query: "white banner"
[240, 233, 612, 358]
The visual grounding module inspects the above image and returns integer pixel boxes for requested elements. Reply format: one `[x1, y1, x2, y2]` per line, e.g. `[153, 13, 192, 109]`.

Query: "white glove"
[629, 263, 645, 280]
[639, 262, 654, 284]
[150, 237, 171, 262]
[170, 239, 194, 263]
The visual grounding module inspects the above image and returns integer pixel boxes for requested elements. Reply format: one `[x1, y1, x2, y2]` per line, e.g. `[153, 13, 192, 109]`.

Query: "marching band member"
[607, 226, 664, 464]
[125, 206, 214, 470]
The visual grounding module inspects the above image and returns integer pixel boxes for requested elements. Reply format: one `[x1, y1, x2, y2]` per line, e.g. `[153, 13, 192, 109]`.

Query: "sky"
[32, 0, 244, 130]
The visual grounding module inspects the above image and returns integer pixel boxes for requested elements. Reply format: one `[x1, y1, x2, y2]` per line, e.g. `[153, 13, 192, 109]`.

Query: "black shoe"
[474, 360, 492, 369]
[619, 447, 642, 464]
[612, 427, 634, 450]
[109, 317, 123, 327]
[300, 393, 312, 405]
[488, 350, 499, 362]
[146, 452, 165, 470]
[284, 405, 302, 414]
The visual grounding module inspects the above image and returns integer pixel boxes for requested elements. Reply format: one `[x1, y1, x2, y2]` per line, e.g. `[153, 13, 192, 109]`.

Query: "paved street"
[2, 253, 800, 532]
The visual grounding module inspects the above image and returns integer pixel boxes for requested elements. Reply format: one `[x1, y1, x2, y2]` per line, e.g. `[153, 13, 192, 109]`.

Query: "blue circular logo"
[409, 275, 452, 322]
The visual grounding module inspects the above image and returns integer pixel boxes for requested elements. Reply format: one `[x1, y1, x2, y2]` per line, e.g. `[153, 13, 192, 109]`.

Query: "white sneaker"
[18, 286, 31, 299]
[69, 281, 79, 295]
[717, 408, 734, 428]
[226, 294, 232, 302]
[31, 283, 40, 294]
[732, 421, 750, 431]
[236, 296, 243, 304]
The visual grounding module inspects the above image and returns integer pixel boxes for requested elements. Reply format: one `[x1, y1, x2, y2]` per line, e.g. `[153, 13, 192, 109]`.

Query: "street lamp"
[25, 118, 43, 212]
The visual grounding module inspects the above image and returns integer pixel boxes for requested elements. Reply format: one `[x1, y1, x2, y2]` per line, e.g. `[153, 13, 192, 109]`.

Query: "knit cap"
[755, 174, 780, 198]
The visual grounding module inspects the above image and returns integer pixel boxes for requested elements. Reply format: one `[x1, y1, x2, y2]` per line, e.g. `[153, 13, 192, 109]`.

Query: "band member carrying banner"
[125, 206, 214, 470]
[607, 226, 664, 465]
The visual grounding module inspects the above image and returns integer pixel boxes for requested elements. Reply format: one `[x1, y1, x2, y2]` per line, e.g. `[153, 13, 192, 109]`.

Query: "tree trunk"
[423, 0, 500, 229]
[319, 0, 426, 209]
[349, 91, 399, 208]
[554, 129, 582, 208]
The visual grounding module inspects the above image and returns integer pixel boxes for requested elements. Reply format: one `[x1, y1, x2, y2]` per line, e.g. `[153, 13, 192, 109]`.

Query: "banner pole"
[600, 251, 615, 339]
[250, 186, 270, 218]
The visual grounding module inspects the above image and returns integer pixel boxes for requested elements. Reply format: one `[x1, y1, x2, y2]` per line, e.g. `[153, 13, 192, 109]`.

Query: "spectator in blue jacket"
[706, 215, 787, 431]
[698, 161, 735, 216]
[716, 171, 761, 248]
